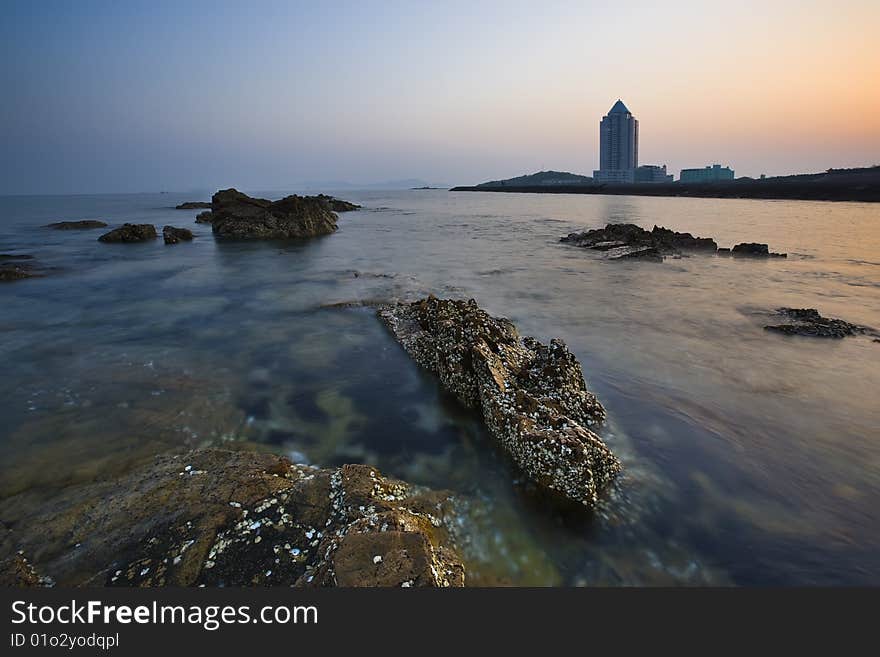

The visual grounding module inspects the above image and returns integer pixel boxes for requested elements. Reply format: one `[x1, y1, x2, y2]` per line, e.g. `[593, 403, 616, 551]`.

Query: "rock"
[98, 224, 158, 243]
[209, 188, 338, 240]
[764, 308, 876, 339]
[0, 449, 464, 588]
[46, 220, 108, 230]
[561, 223, 785, 260]
[562, 223, 716, 260]
[0, 254, 41, 282]
[175, 202, 212, 210]
[0, 553, 52, 587]
[603, 245, 661, 260]
[163, 226, 194, 245]
[732, 242, 786, 257]
[194, 211, 214, 224]
[315, 194, 361, 212]
[378, 296, 619, 508]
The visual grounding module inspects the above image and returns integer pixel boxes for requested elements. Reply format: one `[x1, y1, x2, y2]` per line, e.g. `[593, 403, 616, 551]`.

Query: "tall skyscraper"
[593, 100, 639, 183]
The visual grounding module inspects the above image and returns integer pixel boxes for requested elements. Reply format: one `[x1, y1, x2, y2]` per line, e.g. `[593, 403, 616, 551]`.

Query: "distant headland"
[451, 165, 880, 202]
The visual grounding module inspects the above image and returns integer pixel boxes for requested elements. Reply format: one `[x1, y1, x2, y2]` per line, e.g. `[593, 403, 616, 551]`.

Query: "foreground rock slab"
[561, 223, 786, 260]
[0, 449, 464, 587]
[764, 308, 878, 339]
[46, 220, 108, 230]
[98, 223, 158, 243]
[379, 296, 619, 508]
[209, 188, 341, 240]
[163, 225, 194, 245]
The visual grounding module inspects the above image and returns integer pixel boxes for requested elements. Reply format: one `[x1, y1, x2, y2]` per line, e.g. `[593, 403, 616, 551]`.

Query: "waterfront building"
[679, 164, 735, 183]
[634, 164, 673, 183]
[593, 99, 638, 183]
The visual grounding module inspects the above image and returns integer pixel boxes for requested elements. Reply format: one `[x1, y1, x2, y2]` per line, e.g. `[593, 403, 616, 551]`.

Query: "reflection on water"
[1, 191, 878, 585]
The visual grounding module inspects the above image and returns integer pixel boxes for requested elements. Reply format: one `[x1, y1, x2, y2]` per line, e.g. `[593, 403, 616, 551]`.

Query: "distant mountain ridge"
[476, 170, 593, 187]
[299, 178, 451, 191]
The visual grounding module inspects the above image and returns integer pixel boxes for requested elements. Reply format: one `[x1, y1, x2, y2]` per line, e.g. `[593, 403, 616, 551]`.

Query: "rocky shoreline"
[379, 296, 620, 508]
[561, 223, 786, 260]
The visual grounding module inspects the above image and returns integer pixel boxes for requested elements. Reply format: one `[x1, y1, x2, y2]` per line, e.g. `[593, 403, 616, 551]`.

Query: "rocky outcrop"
[209, 189, 339, 240]
[46, 220, 108, 230]
[764, 308, 877, 339]
[194, 211, 214, 224]
[378, 296, 619, 508]
[730, 242, 787, 257]
[0, 254, 41, 282]
[0, 449, 464, 587]
[561, 223, 786, 260]
[163, 226, 194, 245]
[98, 224, 158, 243]
[175, 201, 212, 210]
[316, 194, 361, 212]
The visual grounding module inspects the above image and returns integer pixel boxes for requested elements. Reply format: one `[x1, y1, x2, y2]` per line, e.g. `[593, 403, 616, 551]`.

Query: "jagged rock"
[0, 254, 41, 282]
[561, 223, 786, 260]
[316, 194, 361, 212]
[209, 188, 339, 240]
[98, 223, 158, 243]
[46, 220, 108, 230]
[562, 223, 716, 260]
[378, 296, 619, 508]
[764, 308, 876, 339]
[163, 226, 194, 245]
[194, 211, 214, 224]
[732, 242, 787, 257]
[175, 201, 212, 210]
[0, 449, 464, 588]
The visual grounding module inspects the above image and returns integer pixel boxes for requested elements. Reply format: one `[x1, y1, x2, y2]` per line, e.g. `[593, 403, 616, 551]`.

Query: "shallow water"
[1, 190, 878, 585]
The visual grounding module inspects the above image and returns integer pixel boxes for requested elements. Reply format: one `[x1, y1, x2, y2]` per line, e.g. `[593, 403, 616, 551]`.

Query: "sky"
[1, 0, 879, 194]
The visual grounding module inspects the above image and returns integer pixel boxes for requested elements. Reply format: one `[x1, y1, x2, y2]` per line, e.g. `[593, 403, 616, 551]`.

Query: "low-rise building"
[634, 164, 673, 183]
[679, 164, 735, 183]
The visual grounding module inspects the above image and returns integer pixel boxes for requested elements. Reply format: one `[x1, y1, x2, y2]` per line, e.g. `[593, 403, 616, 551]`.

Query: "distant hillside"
[476, 170, 593, 187]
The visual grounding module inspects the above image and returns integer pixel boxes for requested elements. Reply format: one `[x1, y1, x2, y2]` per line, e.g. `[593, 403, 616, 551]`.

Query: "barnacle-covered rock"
[209, 188, 341, 240]
[378, 296, 619, 508]
[0, 449, 464, 588]
[98, 223, 158, 243]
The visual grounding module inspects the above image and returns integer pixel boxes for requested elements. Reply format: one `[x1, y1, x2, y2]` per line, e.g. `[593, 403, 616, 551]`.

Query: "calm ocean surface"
[1, 190, 879, 585]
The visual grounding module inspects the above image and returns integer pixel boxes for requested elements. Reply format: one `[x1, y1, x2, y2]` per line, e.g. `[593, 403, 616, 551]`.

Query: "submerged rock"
[46, 220, 108, 230]
[0, 449, 464, 588]
[0, 254, 41, 282]
[175, 201, 212, 210]
[764, 308, 876, 339]
[561, 223, 786, 260]
[378, 296, 619, 508]
[194, 210, 214, 224]
[98, 223, 158, 243]
[209, 188, 339, 240]
[163, 225, 194, 245]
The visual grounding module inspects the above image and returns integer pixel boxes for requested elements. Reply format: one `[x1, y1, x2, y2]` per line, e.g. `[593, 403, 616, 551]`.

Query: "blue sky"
[2, 0, 878, 193]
